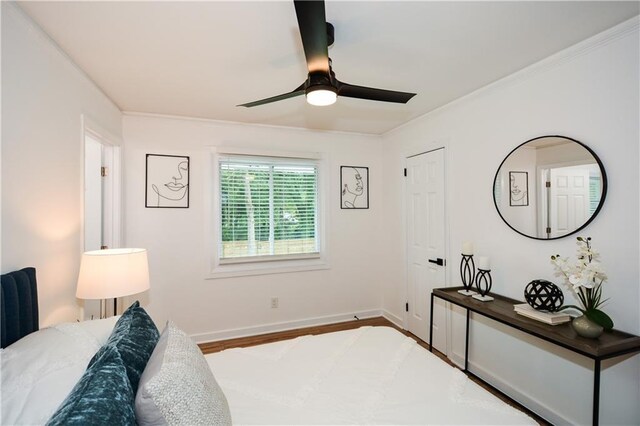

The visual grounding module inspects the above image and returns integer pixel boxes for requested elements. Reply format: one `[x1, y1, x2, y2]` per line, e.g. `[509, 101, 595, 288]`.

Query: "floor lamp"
[76, 248, 150, 318]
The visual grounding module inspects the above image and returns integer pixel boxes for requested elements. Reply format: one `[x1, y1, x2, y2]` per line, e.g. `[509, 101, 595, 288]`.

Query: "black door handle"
[428, 258, 445, 266]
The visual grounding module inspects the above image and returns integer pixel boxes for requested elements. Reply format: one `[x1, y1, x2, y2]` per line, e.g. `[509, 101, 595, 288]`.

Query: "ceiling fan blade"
[337, 81, 416, 104]
[238, 88, 305, 108]
[294, 0, 330, 74]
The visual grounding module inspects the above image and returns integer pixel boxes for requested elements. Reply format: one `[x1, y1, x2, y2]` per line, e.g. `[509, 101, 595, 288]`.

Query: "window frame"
[207, 147, 329, 279]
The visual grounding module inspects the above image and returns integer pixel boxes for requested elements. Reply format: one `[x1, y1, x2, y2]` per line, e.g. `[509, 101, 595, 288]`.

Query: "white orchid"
[550, 237, 613, 330]
[568, 274, 582, 288]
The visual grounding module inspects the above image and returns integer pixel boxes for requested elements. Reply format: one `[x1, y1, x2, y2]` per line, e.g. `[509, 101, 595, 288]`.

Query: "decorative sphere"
[524, 280, 564, 312]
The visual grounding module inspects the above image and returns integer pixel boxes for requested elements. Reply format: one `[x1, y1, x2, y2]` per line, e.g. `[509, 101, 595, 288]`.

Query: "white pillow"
[1, 316, 119, 425]
[135, 321, 232, 426]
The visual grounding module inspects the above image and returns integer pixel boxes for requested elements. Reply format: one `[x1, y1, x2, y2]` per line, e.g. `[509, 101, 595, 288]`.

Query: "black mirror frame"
[493, 135, 608, 241]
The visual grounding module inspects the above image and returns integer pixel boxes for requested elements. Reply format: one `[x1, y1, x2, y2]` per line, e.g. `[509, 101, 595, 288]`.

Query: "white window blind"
[218, 155, 319, 261]
[589, 175, 601, 216]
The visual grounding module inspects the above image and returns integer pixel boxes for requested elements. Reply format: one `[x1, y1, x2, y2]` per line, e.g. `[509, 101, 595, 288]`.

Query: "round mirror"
[493, 135, 607, 240]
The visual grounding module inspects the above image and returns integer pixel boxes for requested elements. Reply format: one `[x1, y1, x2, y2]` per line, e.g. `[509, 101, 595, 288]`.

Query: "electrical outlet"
[271, 297, 279, 309]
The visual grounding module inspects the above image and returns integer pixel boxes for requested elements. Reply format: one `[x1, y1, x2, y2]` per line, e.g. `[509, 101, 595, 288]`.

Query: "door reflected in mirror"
[493, 136, 607, 240]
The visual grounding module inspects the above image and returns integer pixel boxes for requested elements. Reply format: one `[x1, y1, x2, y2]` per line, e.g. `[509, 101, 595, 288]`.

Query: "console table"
[429, 286, 640, 426]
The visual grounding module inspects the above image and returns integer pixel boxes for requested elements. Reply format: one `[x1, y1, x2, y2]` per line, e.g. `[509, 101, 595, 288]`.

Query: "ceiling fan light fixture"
[238, 1, 416, 108]
[305, 86, 337, 106]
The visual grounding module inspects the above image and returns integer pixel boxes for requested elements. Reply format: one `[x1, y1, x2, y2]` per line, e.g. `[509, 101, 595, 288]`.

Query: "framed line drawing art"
[341, 166, 369, 209]
[509, 171, 529, 206]
[145, 154, 190, 208]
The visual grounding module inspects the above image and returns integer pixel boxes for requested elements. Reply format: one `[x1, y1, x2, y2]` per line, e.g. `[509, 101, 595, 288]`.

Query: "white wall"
[1, 3, 122, 325]
[122, 114, 385, 341]
[381, 19, 639, 425]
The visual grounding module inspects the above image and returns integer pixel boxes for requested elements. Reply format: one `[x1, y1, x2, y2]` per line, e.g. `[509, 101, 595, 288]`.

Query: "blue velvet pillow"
[91, 301, 160, 393]
[46, 345, 136, 425]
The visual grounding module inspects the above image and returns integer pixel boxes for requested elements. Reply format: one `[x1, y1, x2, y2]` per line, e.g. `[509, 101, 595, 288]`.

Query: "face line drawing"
[164, 161, 188, 192]
[509, 172, 527, 205]
[151, 160, 189, 206]
[342, 167, 365, 208]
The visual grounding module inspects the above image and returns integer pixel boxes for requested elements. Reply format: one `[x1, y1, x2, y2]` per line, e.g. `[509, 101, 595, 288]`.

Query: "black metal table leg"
[593, 359, 601, 426]
[429, 293, 434, 352]
[465, 309, 470, 371]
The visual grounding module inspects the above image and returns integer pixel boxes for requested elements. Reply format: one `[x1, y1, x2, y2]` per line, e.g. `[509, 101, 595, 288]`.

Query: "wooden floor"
[199, 316, 392, 354]
[199, 317, 549, 425]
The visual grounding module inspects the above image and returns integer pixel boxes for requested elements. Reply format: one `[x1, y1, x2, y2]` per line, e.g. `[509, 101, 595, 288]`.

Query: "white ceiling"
[18, 1, 639, 135]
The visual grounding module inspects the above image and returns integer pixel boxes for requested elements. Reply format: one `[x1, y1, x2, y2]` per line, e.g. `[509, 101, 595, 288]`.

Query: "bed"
[1, 268, 536, 425]
[206, 326, 535, 425]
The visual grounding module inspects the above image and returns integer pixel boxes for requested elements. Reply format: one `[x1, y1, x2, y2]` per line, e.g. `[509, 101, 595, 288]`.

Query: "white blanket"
[206, 326, 536, 425]
[0, 317, 119, 425]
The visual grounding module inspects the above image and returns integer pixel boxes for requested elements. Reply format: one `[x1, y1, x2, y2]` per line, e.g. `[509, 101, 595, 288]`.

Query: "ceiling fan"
[238, 0, 416, 108]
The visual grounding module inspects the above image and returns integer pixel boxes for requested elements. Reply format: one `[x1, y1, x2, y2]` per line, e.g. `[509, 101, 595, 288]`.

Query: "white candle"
[462, 242, 474, 255]
[477, 256, 491, 270]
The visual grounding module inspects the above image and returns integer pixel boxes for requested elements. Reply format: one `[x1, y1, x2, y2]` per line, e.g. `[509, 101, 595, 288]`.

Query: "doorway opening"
[82, 117, 122, 319]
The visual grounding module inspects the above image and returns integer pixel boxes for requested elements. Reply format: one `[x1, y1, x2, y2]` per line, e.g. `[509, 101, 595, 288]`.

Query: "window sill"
[219, 252, 320, 265]
[206, 256, 329, 279]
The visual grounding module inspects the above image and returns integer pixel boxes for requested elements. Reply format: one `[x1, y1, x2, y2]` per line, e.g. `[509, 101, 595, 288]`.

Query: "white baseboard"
[382, 309, 404, 329]
[449, 350, 465, 369]
[191, 309, 382, 344]
[463, 360, 570, 425]
[449, 348, 573, 424]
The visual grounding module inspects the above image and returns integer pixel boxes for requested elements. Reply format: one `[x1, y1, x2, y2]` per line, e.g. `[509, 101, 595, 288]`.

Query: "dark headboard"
[1, 267, 39, 348]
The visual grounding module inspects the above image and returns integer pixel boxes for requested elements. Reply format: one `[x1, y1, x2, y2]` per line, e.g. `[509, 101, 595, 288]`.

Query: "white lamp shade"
[76, 248, 150, 300]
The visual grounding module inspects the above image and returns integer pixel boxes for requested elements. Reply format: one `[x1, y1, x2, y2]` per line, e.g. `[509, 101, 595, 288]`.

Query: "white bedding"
[206, 326, 536, 425]
[0, 316, 119, 425]
[2, 320, 537, 425]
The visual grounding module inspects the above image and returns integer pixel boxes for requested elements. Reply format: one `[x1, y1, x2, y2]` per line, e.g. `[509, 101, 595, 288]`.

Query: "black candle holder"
[472, 269, 494, 301]
[458, 254, 477, 296]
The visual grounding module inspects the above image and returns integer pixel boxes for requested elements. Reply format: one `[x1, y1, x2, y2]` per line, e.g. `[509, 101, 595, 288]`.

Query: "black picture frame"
[145, 154, 190, 208]
[509, 171, 529, 206]
[340, 166, 369, 209]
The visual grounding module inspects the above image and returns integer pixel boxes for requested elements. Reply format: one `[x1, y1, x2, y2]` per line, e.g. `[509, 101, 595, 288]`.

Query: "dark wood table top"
[433, 287, 640, 360]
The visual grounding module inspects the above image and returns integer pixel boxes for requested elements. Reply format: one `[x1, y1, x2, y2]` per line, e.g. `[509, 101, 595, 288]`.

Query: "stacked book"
[513, 303, 571, 325]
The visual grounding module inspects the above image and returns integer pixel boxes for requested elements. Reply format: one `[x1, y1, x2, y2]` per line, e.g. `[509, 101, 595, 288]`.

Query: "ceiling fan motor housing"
[326, 22, 334, 47]
[306, 71, 337, 93]
[305, 71, 338, 106]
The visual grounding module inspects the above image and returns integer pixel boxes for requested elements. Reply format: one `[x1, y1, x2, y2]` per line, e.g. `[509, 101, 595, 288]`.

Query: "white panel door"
[406, 149, 446, 350]
[550, 166, 590, 238]
[84, 136, 103, 251]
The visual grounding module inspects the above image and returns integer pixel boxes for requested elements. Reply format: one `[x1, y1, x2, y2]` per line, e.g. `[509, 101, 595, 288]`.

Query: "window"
[589, 174, 601, 216]
[218, 155, 319, 263]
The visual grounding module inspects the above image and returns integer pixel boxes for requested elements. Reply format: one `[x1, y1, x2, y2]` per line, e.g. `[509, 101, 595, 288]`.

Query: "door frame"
[80, 114, 123, 252]
[402, 139, 452, 355]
